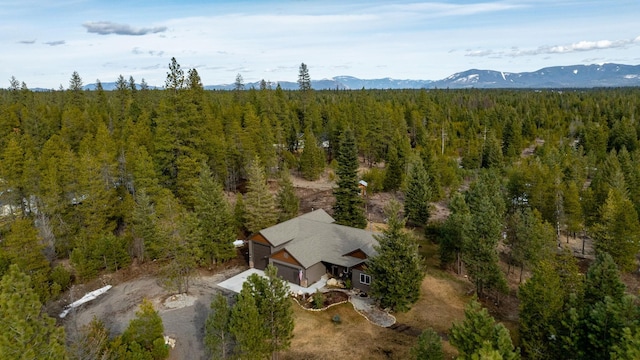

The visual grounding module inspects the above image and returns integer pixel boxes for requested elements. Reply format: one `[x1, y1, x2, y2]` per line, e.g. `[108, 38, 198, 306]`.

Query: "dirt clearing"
[62, 266, 246, 360]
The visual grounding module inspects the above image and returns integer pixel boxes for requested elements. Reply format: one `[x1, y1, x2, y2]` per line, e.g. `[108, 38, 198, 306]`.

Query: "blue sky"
[2, 0, 639, 88]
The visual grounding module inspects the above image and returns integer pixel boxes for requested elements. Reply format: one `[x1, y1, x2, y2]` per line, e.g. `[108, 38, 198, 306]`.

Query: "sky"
[2, 0, 639, 89]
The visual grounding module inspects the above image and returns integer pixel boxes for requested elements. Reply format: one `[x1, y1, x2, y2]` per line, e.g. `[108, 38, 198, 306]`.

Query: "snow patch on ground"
[60, 285, 112, 318]
[453, 74, 479, 83]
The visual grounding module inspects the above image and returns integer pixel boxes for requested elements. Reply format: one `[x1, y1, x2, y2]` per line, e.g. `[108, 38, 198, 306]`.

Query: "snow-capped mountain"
[75, 63, 640, 91]
[431, 63, 640, 89]
[202, 77, 432, 90]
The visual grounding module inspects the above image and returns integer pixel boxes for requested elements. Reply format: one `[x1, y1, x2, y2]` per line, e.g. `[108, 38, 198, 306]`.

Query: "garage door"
[274, 262, 300, 285]
[252, 242, 270, 270]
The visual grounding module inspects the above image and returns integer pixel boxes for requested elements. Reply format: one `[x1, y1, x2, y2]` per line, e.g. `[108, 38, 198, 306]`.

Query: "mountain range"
[79, 63, 640, 91]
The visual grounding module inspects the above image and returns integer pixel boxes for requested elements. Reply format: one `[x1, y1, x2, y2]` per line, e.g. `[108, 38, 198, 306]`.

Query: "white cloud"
[465, 35, 640, 58]
[83, 21, 167, 36]
[44, 40, 65, 46]
[381, 1, 525, 17]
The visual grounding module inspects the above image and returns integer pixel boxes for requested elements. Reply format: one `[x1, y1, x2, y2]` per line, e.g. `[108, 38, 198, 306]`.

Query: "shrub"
[361, 168, 385, 193]
[312, 291, 325, 309]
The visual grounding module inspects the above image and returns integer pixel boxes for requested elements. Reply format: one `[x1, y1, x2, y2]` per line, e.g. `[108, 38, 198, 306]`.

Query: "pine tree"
[165, 57, 185, 93]
[383, 145, 403, 191]
[233, 193, 247, 235]
[131, 190, 161, 262]
[591, 188, 640, 272]
[0, 265, 68, 360]
[1, 218, 51, 299]
[156, 193, 201, 294]
[234, 73, 245, 91]
[299, 128, 324, 180]
[187, 68, 204, 91]
[297, 63, 311, 91]
[67, 317, 112, 360]
[194, 164, 237, 265]
[404, 159, 432, 227]
[518, 261, 565, 359]
[276, 166, 299, 222]
[69, 71, 83, 91]
[611, 327, 640, 360]
[205, 293, 232, 360]
[0, 134, 26, 213]
[333, 130, 367, 228]
[439, 192, 471, 274]
[463, 172, 507, 295]
[563, 181, 583, 240]
[230, 282, 269, 359]
[449, 299, 519, 360]
[583, 252, 625, 307]
[244, 265, 295, 358]
[481, 132, 503, 169]
[411, 328, 444, 360]
[505, 208, 556, 282]
[583, 295, 639, 360]
[368, 201, 424, 312]
[120, 298, 168, 359]
[244, 156, 278, 234]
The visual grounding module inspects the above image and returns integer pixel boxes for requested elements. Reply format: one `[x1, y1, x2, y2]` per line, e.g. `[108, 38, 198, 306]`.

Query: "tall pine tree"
[298, 128, 324, 180]
[244, 156, 277, 234]
[205, 293, 233, 360]
[0, 265, 68, 360]
[368, 201, 424, 312]
[450, 299, 519, 360]
[230, 282, 269, 359]
[404, 158, 432, 227]
[245, 265, 295, 358]
[591, 188, 640, 272]
[333, 130, 367, 228]
[463, 171, 507, 295]
[193, 163, 237, 265]
[276, 166, 299, 222]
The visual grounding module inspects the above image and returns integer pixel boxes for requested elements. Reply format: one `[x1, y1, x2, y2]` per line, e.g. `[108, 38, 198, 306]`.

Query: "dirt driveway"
[63, 267, 245, 360]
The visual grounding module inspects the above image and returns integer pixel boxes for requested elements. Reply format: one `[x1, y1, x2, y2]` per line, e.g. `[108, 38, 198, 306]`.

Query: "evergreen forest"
[1, 59, 640, 359]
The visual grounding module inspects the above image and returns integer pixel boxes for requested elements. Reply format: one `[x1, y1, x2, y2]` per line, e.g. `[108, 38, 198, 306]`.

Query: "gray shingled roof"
[259, 209, 378, 268]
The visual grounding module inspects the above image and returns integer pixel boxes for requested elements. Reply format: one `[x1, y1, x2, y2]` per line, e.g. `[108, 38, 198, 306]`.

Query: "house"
[248, 209, 378, 292]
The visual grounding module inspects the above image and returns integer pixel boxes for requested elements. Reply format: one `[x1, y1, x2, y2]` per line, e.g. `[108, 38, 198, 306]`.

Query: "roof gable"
[257, 209, 378, 269]
[259, 209, 335, 247]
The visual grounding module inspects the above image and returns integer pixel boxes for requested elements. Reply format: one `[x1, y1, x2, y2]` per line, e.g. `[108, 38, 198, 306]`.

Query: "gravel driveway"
[63, 267, 245, 360]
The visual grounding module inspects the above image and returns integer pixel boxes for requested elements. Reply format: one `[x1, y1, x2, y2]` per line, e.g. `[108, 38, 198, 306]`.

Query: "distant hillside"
[431, 63, 640, 89]
[77, 63, 640, 91]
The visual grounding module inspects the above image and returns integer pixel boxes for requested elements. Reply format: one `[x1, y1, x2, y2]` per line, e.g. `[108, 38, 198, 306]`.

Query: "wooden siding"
[271, 249, 302, 267]
[249, 233, 271, 246]
[344, 248, 368, 259]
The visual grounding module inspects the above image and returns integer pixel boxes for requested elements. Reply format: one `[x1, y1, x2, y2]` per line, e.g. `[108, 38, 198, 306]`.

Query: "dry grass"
[282, 236, 472, 359]
[282, 302, 415, 360]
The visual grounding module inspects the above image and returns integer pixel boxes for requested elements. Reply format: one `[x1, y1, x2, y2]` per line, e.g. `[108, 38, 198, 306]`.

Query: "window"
[359, 273, 371, 285]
